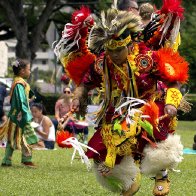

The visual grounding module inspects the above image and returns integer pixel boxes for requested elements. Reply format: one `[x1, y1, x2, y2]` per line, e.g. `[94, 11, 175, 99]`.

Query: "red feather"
[155, 48, 189, 83]
[61, 6, 94, 51]
[72, 6, 93, 25]
[56, 130, 73, 148]
[160, 0, 184, 19]
[66, 52, 96, 86]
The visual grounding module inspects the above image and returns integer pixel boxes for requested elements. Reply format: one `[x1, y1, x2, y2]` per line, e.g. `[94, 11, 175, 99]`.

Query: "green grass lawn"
[0, 121, 196, 196]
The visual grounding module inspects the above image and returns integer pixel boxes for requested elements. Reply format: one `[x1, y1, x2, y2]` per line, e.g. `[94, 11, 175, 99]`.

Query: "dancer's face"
[106, 46, 128, 66]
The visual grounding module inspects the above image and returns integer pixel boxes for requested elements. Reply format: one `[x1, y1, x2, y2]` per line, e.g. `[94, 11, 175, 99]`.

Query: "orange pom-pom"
[155, 48, 189, 83]
[56, 130, 73, 148]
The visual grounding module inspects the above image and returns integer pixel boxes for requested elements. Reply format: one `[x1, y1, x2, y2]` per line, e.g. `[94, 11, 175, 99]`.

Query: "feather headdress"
[53, 6, 96, 86]
[89, 8, 142, 53]
[144, 0, 184, 50]
[54, 6, 94, 59]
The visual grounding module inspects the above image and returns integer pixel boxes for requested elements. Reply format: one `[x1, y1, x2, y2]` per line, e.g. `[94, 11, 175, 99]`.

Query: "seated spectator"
[139, 3, 154, 27]
[55, 87, 74, 132]
[55, 87, 89, 144]
[31, 103, 55, 149]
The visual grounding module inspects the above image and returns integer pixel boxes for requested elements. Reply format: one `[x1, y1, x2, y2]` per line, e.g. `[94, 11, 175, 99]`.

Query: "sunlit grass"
[0, 121, 195, 195]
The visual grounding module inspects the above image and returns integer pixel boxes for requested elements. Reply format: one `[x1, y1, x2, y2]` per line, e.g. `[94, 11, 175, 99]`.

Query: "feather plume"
[155, 48, 189, 83]
[160, 0, 184, 19]
[144, 0, 184, 49]
[71, 6, 92, 24]
[111, 0, 118, 9]
[141, 101, 159, 129]
[64, 52, 96, 86]
[56, 130, 73, 148]
[54, 6, 94, 59]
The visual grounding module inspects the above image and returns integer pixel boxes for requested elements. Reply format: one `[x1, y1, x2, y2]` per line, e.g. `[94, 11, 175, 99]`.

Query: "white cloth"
[36, 117, 55, 141]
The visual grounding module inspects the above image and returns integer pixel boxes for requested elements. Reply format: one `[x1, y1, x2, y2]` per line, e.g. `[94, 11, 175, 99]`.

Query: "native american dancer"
[54, 1, 190, 195]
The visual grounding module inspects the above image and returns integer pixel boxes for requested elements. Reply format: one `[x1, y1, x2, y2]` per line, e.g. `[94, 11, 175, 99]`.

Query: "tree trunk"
[30, 0, 60, 60]
[0, 0, 30, 59]
[0, 0, 60, 61]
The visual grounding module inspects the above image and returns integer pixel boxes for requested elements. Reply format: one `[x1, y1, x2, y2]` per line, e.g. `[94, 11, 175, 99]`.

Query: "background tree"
[0, 0, 110, 61]
[0, 0, 60, 61]
[151, 0, 196, 92]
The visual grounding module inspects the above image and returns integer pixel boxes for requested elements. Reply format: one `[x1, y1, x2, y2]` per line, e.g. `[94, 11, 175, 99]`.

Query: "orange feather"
[155, 48, 189, 83]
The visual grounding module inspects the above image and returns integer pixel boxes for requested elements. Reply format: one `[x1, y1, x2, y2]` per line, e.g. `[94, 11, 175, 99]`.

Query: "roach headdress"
[89, 8, 142, 53]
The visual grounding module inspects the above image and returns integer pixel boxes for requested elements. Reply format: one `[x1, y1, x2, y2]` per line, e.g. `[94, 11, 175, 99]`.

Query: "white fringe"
[94, 156, 139, 192]
[62, 137, 99, 171]
[140, 134, 183, 177]
[115, 97, 148, 125]
[169, 17, 180, 46]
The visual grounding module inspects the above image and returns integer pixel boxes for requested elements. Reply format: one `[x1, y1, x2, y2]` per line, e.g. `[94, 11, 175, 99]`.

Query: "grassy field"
[0, 121, 196, 196]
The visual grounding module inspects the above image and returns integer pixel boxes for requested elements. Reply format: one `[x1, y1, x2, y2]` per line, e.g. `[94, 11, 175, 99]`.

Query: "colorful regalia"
[54, 1, 190, 195]
[1, 76, 38, 165]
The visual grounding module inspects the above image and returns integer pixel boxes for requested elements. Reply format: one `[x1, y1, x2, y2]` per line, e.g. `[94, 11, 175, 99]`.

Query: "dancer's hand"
[164, 104, 177, 118]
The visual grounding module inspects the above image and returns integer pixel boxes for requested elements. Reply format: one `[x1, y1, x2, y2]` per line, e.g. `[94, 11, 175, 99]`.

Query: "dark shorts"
[44, 141, 55, 149]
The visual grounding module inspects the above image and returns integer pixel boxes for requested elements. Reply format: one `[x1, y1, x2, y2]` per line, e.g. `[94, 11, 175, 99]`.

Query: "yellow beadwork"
[105, 35, 132, 50]
[101, 117, 139, 168]
[127, 43, 140, 97]
[165, 88, 182, 108]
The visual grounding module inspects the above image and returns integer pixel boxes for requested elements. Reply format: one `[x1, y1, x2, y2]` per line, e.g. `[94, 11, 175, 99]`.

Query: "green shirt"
[9, 84, 32, 128]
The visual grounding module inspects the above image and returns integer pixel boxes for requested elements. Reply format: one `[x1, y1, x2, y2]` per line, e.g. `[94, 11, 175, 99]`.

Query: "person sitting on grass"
[31, 103, 55, 150]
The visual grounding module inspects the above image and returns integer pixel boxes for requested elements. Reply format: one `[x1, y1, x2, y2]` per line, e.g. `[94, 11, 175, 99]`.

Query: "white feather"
[62, 137, 99, 171]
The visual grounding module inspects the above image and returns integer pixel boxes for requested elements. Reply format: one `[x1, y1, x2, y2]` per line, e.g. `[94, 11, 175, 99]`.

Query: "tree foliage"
[0, 0, 61, 60]
[151, 0, 196, 92]
[0, 0, 110, 61]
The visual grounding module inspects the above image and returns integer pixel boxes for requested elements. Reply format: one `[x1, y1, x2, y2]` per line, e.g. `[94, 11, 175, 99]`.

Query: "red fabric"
[85, 129, 123, 164]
